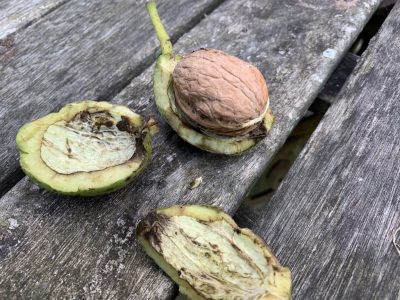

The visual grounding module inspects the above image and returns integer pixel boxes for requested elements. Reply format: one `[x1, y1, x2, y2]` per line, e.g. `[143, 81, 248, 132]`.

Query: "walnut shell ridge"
[172, 49, 269, 136]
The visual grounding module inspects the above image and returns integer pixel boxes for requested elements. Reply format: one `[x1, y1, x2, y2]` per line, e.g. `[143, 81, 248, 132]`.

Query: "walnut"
[147, 1, 274, 154]
[172, 49, 269, 136]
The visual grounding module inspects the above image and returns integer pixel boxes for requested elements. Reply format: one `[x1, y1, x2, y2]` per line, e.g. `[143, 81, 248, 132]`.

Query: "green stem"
[146, 1, 173, 56]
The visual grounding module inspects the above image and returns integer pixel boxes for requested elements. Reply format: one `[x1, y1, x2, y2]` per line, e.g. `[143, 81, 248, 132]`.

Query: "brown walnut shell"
[172, 48, 269, 136]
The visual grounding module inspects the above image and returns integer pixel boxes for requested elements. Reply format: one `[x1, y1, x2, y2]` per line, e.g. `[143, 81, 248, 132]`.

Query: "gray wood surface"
[0, 0, 68, 41]
[0, 0, 224, 196]
[0, 0, 380, 298]
[236, 2, 400, 298]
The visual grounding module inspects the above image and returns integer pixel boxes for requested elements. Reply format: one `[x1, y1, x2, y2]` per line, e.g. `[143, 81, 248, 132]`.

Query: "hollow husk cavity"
[16, 101, 157, 196]
[146, 1, 274, 155]
[136, 205, 291, 300]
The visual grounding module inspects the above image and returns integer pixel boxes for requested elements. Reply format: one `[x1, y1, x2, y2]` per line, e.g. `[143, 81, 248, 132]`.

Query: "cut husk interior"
[16, 101, 157, 196]
[136, 205, 292, 300]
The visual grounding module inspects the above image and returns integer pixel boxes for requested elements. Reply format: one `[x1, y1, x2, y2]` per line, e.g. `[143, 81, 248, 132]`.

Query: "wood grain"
[0, 0, 380, 298]
[236, 2, 400, 298]
[0, 0, 69, 41]
[0, 0, 224, 195]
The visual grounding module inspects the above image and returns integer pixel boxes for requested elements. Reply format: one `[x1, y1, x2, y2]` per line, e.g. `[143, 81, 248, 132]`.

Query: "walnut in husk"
[137, 205, 291, 300]
[146, 1, 273, 155]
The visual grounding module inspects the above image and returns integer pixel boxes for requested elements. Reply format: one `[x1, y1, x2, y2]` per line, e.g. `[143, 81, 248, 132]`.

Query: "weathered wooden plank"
[235, 3, 400, 298]
[0, 0, 380, 298]
[0, 0, 69, 41]
[0, 0, 225, 195]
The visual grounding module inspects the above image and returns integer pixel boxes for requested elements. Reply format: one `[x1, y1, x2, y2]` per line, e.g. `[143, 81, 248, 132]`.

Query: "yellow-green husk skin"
[136, 205, 292, 300]
[146, 1, 274, 155]
[16, 101, 155, 196]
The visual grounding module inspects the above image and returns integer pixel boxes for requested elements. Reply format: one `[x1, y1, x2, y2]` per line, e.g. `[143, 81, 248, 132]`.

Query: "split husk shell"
[136, 205, 291, 300]
[16, 101, 157, 196]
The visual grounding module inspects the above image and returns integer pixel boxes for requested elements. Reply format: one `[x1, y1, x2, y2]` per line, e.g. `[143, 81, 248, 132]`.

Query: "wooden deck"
[236, 2, 400, 299]
[1, 0, 398, 299]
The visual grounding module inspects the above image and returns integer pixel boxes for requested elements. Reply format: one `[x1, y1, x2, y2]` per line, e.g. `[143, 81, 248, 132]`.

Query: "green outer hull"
[16, 100, 154, 197]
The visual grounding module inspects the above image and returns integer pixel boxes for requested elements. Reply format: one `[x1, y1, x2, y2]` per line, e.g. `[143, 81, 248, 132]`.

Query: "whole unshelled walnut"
[147, 1, 274, 154]
[172, 49, 269, 136]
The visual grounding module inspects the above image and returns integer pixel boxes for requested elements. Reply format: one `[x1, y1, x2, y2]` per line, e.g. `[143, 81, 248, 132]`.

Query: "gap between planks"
[0, 0, 71, 41]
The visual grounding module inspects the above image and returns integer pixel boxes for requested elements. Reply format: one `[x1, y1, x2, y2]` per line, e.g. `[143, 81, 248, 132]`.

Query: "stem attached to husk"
[146, 1, 173, 56]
